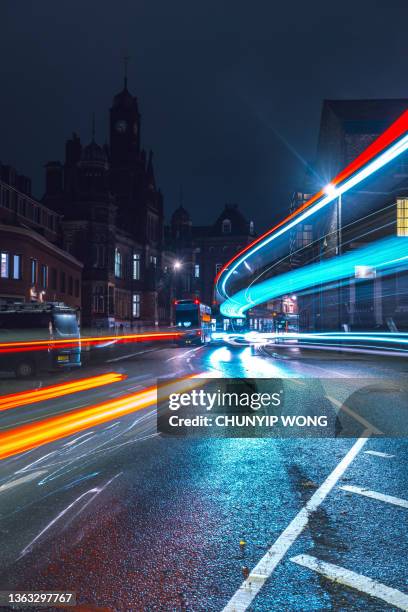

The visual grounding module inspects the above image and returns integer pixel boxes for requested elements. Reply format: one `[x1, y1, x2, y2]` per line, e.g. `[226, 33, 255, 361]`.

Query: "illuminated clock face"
[115, 120, 127, 133]
[133, 122, 138, 135]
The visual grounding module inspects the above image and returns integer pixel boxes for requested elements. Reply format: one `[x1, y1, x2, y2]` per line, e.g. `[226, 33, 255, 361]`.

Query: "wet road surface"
[0, 342, 407, 611]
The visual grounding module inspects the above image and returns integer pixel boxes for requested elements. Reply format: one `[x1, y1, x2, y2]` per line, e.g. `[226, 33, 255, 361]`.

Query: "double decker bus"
[0, 302, 81, 377]
[174, 299, 212, 345]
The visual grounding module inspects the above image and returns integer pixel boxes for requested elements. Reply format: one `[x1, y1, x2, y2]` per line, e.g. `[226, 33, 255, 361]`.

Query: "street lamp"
[173, 260, 182, 270]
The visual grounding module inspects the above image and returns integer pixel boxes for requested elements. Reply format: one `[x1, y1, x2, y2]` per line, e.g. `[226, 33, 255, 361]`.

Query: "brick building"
[0, 163, 82, 310]
[167, 203, 255, 307]
[43, 76, 164, 329]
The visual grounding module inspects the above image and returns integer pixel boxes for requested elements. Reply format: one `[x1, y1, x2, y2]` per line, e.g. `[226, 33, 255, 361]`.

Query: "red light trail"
[215, 109, 408, 287]
[0, 372, 127, 412]
[0, 375, 201, 460]
[0, 331, 183, 354]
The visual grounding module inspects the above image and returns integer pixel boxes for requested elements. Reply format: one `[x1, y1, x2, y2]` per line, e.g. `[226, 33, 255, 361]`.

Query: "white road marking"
[340, 485, 408, 509]
[222, 433, 370, 612]
[0, 471, 47, 493]
[290, 554, 408, 611]
[165, 346, 203, 361]
[106, 348, 159, 363]
[364, 450, 394, 458]
[325, 395, 383, 435]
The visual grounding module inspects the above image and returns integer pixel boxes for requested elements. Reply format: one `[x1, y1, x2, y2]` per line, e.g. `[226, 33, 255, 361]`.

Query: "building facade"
[166, 203, 255, 315]
[43, 77, 164, 329]
[293, 99, 408, 331]
[0, 163, 82, 310]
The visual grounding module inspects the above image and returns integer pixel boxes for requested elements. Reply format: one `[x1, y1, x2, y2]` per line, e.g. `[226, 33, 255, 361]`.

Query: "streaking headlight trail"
[0, 372, 127, 412]
[215, 110, 408, 315]
[0, 375, 206, 460]
[220, 235, 408, 317]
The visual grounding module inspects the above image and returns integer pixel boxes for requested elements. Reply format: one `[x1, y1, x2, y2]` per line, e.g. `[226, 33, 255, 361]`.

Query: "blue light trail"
[221, 236, 408, 318]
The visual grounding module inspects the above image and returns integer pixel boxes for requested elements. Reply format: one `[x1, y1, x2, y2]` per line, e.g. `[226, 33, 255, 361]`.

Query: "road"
[0, 342, 407, 611]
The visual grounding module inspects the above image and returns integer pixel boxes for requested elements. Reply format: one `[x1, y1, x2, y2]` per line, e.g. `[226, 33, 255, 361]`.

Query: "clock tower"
[109, 73, 141, 167]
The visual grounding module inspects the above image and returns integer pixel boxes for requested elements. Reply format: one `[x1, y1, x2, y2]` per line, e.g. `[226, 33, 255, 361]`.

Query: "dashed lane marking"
[222, 433, 370, 612]
[106, 348, 161, 363]
[165, 346, 204, 362]
[340, 485, 408, 509]
[290, 554, 408, 611]
[364, 450, 394, 458]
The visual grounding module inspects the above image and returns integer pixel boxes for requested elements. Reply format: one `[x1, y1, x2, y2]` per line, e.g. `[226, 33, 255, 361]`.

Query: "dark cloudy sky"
[1, 0, 408, 230]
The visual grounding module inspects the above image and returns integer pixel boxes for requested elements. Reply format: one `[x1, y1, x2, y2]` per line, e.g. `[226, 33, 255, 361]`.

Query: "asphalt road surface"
[0, 342, 407, 611]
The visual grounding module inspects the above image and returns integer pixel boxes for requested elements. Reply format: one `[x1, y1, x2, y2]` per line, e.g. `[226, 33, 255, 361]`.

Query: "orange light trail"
[0, 375, 200, 460]
[0, 372, 127, 412]
[0, 331, 183, 354]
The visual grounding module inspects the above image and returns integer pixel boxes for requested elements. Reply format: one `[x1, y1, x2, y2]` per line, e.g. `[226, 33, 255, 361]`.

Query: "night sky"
[1, 0, 408, 231]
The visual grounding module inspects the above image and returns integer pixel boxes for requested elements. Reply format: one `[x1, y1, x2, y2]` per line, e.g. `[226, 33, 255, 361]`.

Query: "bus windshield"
[175, 309, 199, 327]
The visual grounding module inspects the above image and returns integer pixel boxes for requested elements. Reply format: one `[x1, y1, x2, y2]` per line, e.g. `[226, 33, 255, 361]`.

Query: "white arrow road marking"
[290, 554, 408, 611]
[364, 450, 394, 458]
[222, 433, 370, 612]
[340, 485, 408, 509]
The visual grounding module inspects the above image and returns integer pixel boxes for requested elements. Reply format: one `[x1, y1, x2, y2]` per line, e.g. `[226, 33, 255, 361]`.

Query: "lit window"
[31, 259, 37, 284]
[194, 264, 200, 278]
[355, 266, 376, 279]
[115, 248, 122, 278]
[1, 252, 9, 278]
[222, 219, 231, 234]
[132, 293, 141, 318]
[41, 264, 48, 289]
[12, 254, 22, 280]
[397, 198, 408, 236]
[150, 255, 157, 268]
[133, 253, 141, 280]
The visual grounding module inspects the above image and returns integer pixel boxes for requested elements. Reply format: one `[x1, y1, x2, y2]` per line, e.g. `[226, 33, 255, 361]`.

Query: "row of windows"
[397, 198, 408, 237]
[0, 252, 79, 297]
[0, 185, 57, 231]
[221, 218, 254, 235]
[114, 249, 144, 280]
[92, 287, 141, 318]
[1, 252, 22, 280]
